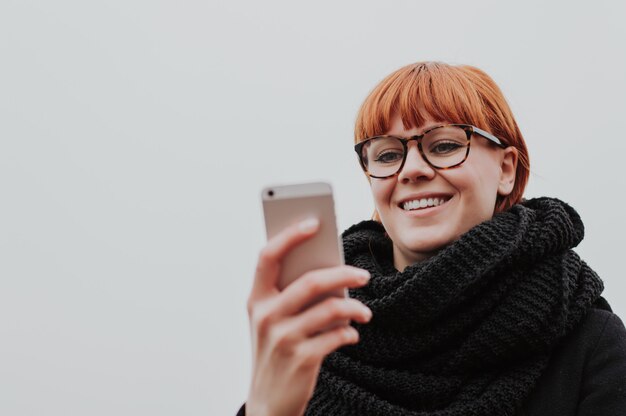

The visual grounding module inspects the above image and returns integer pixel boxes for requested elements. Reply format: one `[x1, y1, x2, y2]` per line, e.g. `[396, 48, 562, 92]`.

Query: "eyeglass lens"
[360, 126, 469, 177]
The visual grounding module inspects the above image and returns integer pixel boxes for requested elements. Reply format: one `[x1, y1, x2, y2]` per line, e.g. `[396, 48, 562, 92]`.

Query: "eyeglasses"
[354, 124, 507, 179]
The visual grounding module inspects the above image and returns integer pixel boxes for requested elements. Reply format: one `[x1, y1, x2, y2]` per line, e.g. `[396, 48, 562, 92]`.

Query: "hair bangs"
[355, 62, 492, 143]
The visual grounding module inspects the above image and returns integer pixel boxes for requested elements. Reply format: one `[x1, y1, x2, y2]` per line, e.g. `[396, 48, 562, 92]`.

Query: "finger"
[251, 218, 320, 299]
[298, 326, 360, 364]
[277, 266, 370, 316]
[286, 296, 372, 337]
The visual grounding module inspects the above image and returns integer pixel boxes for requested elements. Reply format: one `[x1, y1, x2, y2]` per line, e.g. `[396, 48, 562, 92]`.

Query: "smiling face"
[370, 114, 519, 271]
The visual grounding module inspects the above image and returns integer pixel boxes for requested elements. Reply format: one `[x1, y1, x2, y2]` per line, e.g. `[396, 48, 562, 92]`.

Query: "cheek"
[450, 164, 501, 212]
[370, 180, 395, 209]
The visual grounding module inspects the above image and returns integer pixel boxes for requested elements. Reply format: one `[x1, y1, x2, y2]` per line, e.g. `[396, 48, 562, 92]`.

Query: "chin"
[405, 225, 459, 249]
[408, 239, 454, 255]
[396, 233, 458, 261]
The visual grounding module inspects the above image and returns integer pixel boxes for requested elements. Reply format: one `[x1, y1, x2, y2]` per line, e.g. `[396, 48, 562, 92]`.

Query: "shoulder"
[564, 304, 626, 372]
[521, 304, 626, 415]
[571, 306, 625, 351]
[576, 307, 626, 400]
[541, 305, 626, 388]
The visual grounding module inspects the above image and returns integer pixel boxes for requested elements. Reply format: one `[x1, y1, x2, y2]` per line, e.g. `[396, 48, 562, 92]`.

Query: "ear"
[497, 147, 518, 196]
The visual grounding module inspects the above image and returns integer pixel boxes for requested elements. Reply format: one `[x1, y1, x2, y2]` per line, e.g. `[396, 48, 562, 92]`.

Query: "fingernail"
[346, 327, 359, 342]
[363, 307, 372, 321]
[299, 218, 319, 233]
[358, 270, 370, 283]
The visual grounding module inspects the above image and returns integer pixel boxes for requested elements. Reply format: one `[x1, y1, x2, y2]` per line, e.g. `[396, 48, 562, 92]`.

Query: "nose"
[397, 141, 436, 183]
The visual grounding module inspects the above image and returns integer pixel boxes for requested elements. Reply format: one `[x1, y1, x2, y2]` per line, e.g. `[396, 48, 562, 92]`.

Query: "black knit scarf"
[305, 197, 604, 416]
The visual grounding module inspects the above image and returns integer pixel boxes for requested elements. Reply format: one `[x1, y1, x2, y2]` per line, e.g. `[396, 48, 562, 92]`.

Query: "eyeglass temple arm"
[472, 126, 507, 148]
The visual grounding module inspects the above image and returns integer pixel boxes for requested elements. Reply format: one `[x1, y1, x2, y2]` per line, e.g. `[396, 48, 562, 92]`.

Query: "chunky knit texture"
[304, 197, 604, 416]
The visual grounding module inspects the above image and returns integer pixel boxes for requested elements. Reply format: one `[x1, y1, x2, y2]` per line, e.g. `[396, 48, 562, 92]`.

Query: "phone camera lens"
[268, 190, 274, 197]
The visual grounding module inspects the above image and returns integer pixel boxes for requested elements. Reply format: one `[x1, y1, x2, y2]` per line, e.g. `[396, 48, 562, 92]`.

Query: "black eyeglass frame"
[354, 124, 507, 179]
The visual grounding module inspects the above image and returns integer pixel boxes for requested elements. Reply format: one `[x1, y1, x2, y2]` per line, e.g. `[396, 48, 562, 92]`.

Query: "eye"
[428, 140, 465, 155]
[374, 150, 404, 164]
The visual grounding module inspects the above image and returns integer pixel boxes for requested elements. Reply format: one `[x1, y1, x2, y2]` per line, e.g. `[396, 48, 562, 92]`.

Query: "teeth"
[402, 197, 448, 211]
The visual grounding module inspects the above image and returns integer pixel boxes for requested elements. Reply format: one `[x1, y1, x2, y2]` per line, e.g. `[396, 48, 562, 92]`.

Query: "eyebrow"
[386, 122, 445, 136]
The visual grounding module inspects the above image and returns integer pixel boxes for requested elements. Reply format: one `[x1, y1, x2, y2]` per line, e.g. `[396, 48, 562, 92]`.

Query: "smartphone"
[261, 182, 345, 299]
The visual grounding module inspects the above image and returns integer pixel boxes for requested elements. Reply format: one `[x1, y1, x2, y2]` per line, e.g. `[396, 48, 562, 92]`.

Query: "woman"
[240, 62, 626, 415]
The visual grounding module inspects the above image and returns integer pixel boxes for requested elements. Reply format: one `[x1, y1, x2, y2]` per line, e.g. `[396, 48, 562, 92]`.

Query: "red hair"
[355, 62, 529, 215]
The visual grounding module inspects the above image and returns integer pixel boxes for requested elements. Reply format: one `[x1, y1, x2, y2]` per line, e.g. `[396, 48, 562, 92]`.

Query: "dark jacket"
[519, 305, 626, 415]
[238, 304, 626, 416]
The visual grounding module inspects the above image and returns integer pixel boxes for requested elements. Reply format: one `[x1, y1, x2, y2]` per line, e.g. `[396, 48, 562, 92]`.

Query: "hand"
[245, 218, 372, 416]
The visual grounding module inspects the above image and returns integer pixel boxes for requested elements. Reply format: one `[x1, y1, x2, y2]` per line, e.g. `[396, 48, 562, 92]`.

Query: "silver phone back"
[262, 182, 344, 290]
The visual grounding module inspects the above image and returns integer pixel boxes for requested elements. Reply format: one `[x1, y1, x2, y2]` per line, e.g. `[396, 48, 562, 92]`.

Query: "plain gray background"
[1, 1, 625, 415]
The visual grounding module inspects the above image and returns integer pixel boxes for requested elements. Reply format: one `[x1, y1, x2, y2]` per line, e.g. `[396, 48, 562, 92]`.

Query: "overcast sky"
[1, 1, 625, 415]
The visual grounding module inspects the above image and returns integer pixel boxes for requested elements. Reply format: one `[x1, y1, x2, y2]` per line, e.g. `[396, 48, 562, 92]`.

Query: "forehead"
[385, 113, 446, 136]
